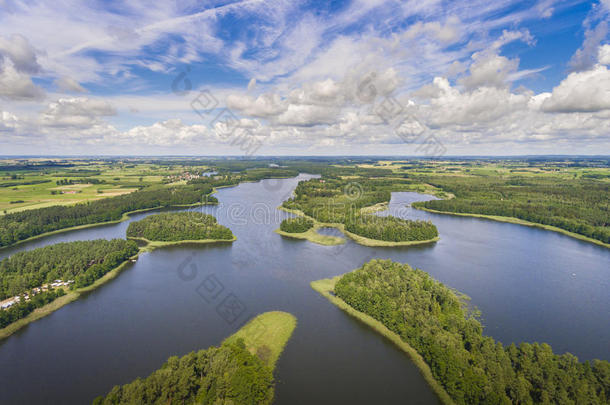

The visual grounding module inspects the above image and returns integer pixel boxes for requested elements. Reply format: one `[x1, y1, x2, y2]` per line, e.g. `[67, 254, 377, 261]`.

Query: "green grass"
[0, 161, 213, 214]
[224, 311, 297, 369]
[275, 225, 345, 246]
[130, 236, 237, 252]
[0, 253, 139, 341]
[311, 277, 454, 405]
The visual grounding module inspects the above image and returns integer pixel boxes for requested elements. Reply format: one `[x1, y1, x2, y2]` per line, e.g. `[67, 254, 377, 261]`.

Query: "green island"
[279, 176, 439, 247]
[93, 311, 297, 405]
[0, 239, 139, 339]
[275, 216, 346, 246]
[127, 212, 236, 250]
[312, 259, 610, 404]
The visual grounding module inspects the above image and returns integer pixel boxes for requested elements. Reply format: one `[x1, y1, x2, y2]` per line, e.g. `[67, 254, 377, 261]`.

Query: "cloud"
[0, 110, 19, 132]
[0, 34, 41, 74]
[0, 64, 45, 100]
[599, 44, 610, 65]
[541, 64, 610, 112]
[0, 34, 45, 100]
[54, 77, 87, 93]
[459, 53, 520, 90]
[40, 97, 116, 128]
[568, 1, 609, 72]
[122, 119, 210, 146]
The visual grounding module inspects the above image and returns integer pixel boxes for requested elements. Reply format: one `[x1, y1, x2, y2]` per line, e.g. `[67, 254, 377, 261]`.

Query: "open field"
[224, 311, 297, 369]
[0, 159, 213, 214]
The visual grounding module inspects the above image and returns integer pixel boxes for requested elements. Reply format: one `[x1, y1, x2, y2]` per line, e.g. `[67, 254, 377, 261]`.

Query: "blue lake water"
[0, 174, 608, 404]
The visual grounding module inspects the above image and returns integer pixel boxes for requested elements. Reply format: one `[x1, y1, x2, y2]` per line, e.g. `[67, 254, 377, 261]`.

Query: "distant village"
[0, 280, 74, 310]
[164, 171, 216, 183]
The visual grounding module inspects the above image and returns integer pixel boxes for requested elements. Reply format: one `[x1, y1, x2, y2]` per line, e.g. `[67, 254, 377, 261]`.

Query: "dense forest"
[412, 175, 610, 244]
[334, 259, 610, 404]
[283, 177, 438, 242]
[0, 239, 138, 300]
[93, 338, 274, 405]
[279, 217, 314, 233]
[345, 215, 438, 242]
[0, 183, 217, 248]
[126, 212, 234, 241]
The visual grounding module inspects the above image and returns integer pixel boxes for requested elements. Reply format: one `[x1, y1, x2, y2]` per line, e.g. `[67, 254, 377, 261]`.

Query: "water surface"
[0, 174, 608, 404]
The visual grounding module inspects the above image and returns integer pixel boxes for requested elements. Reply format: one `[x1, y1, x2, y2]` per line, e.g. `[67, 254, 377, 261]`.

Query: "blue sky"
[0, 0, 609, 155]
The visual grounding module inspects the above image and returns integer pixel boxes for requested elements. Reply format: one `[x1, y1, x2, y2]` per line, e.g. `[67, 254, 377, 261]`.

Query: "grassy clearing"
[277, 206, 439, 247]
[275, 225, 345, 246]
[130, 236, 237, 252]
[416, 206, 610, 249]
[311, 277, 454, 405]
[224, 311, 297, 369]
[0, 254, 139, 341]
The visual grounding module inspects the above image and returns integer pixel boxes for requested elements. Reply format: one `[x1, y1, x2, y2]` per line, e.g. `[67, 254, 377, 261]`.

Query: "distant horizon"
[1, 154, 609, 159]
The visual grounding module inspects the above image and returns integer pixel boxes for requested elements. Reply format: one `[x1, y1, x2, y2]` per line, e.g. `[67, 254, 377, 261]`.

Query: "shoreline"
[277, 206, 439, 247]
[0, 253, 139, 341]
[414, 206, 610, 249]
[311, 276, 454, 405]
[0, 202, 218, 252]
[0, 175, 298, 251]
[129, 236, 237, 252]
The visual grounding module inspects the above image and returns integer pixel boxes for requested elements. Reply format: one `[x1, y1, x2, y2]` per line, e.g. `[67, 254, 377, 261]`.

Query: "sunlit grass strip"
[311, 277, 455, 405]
[0, 254, 138, 341]
[415, 206, 610, 249]
[129, 236, 236, 252]
[224, 311, 297, 370]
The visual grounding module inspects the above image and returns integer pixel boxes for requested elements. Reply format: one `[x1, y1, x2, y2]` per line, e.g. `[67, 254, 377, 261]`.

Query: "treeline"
[93, 338, 273, 405]
[0, 182, 217, 248]
[413, 175, 610, 244]
[0, 179, 50, 188]
[0, 239, 138, 300]
[345, 215, 438, 242]
[0, 289, 66, 329]
[335, 260, 610, 404]
[283, 177, 438, 242]
[127, 212, 234, 242]
[280, 217, 314, 233]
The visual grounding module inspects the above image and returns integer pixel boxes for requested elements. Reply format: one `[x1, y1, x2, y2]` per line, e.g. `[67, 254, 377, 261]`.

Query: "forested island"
[313, 259, 610, 404]
[281, 177, 439, 246]
[93, 311, 297, 405]
[0, 239, 138, 335]
[126, 212, 235, 248]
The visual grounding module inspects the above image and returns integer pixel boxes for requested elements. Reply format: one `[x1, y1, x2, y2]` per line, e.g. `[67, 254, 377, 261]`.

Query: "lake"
[0, 174, 608, 404]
